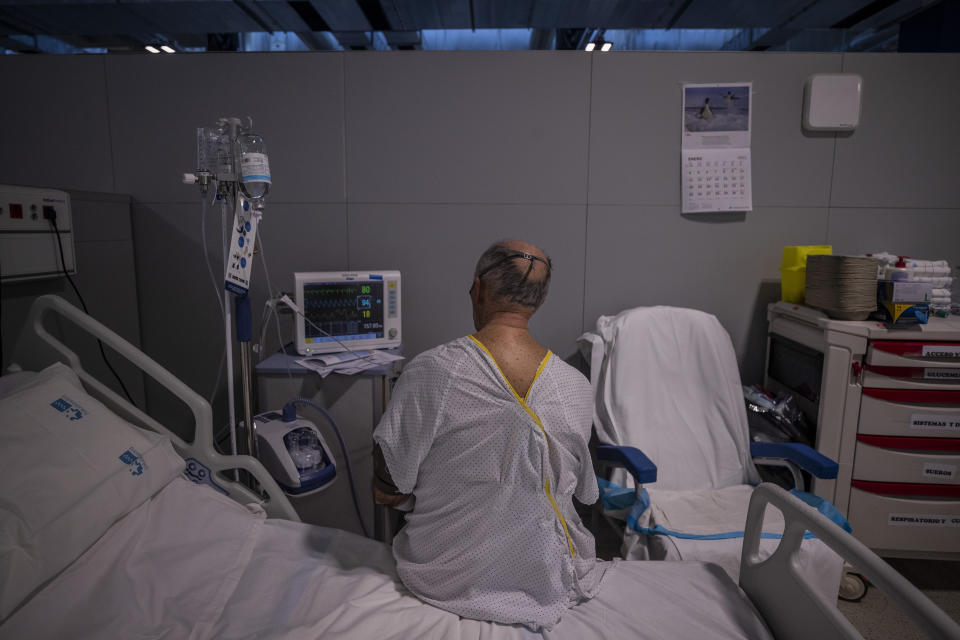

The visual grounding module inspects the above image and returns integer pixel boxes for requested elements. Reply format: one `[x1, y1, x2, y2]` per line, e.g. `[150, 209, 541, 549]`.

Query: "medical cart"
[765, 302, 960, 559]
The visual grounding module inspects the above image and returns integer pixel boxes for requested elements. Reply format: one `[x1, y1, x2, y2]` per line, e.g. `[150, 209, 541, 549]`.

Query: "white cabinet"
[766, 303, 960, 559]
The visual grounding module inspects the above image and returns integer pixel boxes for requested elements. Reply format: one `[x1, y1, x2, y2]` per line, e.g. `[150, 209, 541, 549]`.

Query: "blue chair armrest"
[750, 442, 838, 479]
[596, 444, 657, 485]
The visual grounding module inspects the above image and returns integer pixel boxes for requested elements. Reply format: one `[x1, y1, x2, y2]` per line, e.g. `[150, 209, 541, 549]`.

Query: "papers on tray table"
[296, 350, 404, 377]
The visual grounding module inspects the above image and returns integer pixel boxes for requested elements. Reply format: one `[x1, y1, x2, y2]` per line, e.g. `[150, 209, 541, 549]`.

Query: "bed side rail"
[12, 294, 299, 522]
[740, 483, 958, 640]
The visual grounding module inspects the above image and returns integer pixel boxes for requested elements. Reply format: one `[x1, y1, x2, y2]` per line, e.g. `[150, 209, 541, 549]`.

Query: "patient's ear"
[470, 277, 486, 305]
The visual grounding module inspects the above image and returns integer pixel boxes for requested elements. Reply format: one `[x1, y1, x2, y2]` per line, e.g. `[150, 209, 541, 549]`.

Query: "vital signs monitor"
[294, 271, 401, 355]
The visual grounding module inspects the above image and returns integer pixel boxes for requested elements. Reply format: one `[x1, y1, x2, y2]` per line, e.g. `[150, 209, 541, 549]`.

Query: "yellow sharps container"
[780, 245, 832, 303]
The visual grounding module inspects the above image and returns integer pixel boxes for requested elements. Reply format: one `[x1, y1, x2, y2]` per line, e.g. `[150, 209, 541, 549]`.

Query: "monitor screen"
[294, 271, 401, 355]
[303, 280, 385, 344]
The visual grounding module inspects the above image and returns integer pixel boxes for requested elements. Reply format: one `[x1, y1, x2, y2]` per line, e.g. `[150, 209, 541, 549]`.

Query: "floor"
[836, 558, 960, 639]
[585, 509, 960, 639]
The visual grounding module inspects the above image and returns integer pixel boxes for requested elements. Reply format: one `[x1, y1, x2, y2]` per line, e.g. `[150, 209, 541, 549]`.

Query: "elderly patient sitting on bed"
[372, 240, 608, 631]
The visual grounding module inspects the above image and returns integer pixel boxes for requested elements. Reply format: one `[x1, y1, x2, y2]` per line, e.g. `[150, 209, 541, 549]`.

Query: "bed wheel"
[838, 571, 868, 602]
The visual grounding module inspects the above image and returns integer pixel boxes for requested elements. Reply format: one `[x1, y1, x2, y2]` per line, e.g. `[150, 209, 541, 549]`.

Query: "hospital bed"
[0, 295, 956, 640]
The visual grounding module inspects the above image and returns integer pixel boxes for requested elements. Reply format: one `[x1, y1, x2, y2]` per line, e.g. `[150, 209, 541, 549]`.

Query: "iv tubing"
[253, 231, 295, 381]
[201, 196, 227, 407]
[221, 196, 239, 472]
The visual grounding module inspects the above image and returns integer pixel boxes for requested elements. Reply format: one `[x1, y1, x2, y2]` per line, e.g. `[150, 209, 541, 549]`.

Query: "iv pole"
[184, 116, 269, 469]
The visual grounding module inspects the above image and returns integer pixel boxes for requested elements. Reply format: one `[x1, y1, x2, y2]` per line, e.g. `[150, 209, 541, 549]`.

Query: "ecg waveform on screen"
[304, 282, 384, 340]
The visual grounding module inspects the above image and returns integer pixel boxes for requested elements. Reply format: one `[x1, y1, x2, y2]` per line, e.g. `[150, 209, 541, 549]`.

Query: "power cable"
[49, 216, 136, 407]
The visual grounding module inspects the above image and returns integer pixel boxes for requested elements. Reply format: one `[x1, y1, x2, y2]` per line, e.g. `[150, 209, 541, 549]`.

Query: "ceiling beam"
[331, 30, 375, 50]
[355, 0, 391, 31]
[847, 23, 900, 49]
[383, 29, 422, 49]
[289, 1, 332, 31]
[0, 34, 37, 52]
[832, 0, 902, 28]
[661, 0, 696, 30]
[720, 28, 767, 51]
[234, 0, 279, 33]
[294, 30, 339, 50]
[554, 28, 585, 50]
[529, 28, 554, 50]
[720, 0, 823, 50]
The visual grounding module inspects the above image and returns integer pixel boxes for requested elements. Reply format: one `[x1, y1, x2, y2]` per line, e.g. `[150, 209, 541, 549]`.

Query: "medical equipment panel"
[0, 185, 75, 282]
[255, 350, 396, 537]
[766, 301, 960, 558]
[253, 411, 336, 496]
[294, 271, 401, 356]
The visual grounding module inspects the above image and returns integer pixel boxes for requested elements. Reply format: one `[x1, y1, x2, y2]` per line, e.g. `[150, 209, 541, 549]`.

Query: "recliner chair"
[580, 306, 848, 603]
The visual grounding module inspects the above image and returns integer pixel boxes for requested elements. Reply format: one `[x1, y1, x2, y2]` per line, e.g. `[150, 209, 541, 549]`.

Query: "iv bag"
[237, 132, 271, 201]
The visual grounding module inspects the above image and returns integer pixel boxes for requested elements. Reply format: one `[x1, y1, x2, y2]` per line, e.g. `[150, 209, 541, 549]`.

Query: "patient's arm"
[373, 443, 411, 507]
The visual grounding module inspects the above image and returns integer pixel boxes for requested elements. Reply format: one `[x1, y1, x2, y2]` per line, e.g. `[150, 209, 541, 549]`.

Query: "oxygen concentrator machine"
[253, 411, 337, 496]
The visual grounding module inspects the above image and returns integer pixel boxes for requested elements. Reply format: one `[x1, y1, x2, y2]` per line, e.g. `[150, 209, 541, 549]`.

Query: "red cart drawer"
[847, 486, 960, 554]
[860, 389, 960, 438]
[853, 438, 960, 485]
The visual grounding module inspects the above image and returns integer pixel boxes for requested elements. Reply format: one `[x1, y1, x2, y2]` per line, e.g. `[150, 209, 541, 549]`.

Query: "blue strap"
[632, 524, 822, 541]
[597, 477, 637, 511]
[621, 488, 852, 541]
[791, 489, 853, 533]
[625, 488, 652, 531]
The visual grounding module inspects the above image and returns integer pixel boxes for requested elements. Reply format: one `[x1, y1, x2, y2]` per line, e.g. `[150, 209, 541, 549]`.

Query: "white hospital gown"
[373, 335, 608, 631]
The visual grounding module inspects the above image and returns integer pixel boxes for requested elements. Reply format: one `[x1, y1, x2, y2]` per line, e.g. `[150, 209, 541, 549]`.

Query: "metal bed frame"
[9, 294, 959, 639]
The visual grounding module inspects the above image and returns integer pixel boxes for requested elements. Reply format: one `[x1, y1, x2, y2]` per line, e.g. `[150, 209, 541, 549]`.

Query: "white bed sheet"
[1, 477, 773, 640]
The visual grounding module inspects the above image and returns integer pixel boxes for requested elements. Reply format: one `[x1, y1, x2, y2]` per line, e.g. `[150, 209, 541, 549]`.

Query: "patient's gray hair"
[474, 241, 552, 310]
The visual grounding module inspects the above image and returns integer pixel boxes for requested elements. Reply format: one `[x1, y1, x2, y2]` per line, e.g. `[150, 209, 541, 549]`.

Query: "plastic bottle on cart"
[237, 131, 271, 202]
[887, 256, 909, 281]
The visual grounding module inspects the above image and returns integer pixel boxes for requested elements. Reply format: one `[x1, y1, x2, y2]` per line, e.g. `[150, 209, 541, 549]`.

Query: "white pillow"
[0, 370, 38, 400]
[0, 363, 185, 620]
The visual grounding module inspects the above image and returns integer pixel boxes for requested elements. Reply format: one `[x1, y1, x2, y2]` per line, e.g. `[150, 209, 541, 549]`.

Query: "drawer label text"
[910, 414, 960, 431]
[924, 368, 960, 380]
[888, 513, 960, 528]
[922, 345, 960, 358]
[921, 462, 956, 480]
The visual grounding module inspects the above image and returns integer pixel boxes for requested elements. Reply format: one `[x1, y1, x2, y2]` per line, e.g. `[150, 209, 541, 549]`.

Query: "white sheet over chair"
[2, 476, 773, 640]
[590, 307, 759, 491]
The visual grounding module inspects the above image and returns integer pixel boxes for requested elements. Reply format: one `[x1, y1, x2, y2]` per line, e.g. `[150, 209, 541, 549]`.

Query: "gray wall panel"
[344, 52, 592, 204]
[3, 50, 958, 429]
[70, 193, 133, 243]
[2, 241, 143, 403]
[583, 205, 830, 384]
[832, 54, 960, 209]
[347, 203, 587, 360]
[61, 239, 144, 406]
[827, 208, 960, 272]
[0, 57, 114, 193]
[588, 52, 842, 207]
[131, 202, 348, 438]
[1, 191, 143, 405]
[106, 53, 346, 205]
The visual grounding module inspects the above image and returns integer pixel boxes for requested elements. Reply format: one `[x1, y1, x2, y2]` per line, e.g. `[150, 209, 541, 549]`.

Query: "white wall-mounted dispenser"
[802, 73, 863, 132]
